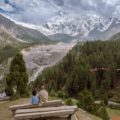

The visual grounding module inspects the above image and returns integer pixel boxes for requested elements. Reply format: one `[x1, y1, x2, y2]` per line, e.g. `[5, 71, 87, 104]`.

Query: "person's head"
[41, 85, 45, 90]
[32, 88, 37, 96]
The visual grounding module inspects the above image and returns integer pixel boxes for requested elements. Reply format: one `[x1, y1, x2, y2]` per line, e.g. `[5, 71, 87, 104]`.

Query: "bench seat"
[14, 106, 78, 120]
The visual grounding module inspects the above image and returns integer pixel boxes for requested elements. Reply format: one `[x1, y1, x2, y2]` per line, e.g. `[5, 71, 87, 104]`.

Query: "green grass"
[76, 108, 102, 120]
[0, 98, 29, 120]
[107, 107, 120, 118]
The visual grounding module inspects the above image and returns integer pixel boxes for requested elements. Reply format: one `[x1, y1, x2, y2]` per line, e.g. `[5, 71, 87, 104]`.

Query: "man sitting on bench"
[37, 85, 48, 103]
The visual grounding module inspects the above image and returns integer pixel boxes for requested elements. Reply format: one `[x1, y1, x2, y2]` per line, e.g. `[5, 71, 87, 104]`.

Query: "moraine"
[21, 42, 76, 82]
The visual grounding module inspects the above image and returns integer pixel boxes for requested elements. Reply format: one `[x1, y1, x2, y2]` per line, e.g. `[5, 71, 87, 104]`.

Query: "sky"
[0, 0, 120, 25]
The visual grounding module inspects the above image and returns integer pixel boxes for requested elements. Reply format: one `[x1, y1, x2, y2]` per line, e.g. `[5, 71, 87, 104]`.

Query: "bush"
[66, 98, 74, 106]
[98, 104, 109, 120]
[5, 85, 14, 97]
[102, 93, 108, 106]
[57, 90, 67, 98]
[50, 89, 56, 97]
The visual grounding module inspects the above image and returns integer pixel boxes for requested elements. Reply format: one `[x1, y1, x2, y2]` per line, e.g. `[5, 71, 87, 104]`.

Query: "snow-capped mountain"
[42, 11, 120, 40]
[2, 10, 120, 42]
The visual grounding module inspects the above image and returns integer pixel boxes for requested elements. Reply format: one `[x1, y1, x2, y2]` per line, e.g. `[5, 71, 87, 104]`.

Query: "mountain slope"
[35, 40, 120, 101]
[48, 33, 74, 42]
[89, 18, 120, 40]
[0, 14, 51, 43]
[110, 31, 120, 40]
[0, 28, 22, 48]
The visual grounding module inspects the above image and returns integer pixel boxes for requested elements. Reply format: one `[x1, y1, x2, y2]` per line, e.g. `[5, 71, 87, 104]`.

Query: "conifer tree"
[5, 53, 29, 97]
[78, 90, 95, 113]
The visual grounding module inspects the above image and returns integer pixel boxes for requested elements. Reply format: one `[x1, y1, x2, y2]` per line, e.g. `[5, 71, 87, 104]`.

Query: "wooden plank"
[16, 105, 78, 114]
[14, 109, 75, 120]
[9, 100, 64, 111]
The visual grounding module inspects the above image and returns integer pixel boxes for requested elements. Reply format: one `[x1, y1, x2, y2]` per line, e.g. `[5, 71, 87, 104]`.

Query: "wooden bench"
[14, 106, 78, 120]
[9, 100, 64, 113]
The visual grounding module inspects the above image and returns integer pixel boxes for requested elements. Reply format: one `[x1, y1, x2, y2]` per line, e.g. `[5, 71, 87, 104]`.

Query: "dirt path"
[111, 116, 120, 120]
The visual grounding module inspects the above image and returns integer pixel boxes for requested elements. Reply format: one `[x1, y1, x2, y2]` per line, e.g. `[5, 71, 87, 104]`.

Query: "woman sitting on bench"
[31, 88, 39, 105]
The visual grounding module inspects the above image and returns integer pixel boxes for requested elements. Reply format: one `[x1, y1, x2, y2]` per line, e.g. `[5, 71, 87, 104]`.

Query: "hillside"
[33, 40, 120, 119]
[0, 14, 52, 43]
[22, 42, 75, 81]
[110, 32, 120, 41]
[0, 14, 56, 79]
[35, 40, 120, 99]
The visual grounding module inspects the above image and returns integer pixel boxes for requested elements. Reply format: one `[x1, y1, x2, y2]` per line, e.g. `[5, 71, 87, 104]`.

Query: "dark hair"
[32, 88, 37, 96]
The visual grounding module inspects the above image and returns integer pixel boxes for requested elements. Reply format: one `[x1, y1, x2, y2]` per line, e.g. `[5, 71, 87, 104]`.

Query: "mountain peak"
[42, 12, 120, 40]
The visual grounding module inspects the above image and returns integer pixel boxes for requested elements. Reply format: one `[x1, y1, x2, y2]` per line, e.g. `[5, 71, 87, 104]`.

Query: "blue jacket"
[31, 96, 39, 105]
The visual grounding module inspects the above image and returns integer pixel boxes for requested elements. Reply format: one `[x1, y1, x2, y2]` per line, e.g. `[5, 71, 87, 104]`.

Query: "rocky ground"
[22, 42, 76, 81]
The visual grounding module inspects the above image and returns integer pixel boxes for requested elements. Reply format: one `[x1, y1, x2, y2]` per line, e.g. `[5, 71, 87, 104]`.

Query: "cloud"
[0, 0, 120, 24]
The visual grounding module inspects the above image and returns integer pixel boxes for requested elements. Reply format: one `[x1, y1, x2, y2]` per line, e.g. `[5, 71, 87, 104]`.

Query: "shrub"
[57, 90, 67, 98]
[98, 104, 109, 120]
[66, 98, 74, 106]
[5, 85, 14, 97]
[50, 89, 56, 97]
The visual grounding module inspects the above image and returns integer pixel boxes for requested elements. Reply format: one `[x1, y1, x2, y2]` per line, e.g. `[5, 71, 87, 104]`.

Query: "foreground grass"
[76, 108, 102, 120]
[0, 98, 29, 120]
[0, 98, 119, 120]
[107, 107, 120, 118]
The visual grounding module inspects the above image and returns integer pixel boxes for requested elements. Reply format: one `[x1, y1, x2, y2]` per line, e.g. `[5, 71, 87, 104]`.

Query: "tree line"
[35, 40, 120, 99]
[33, 40, 120, 119]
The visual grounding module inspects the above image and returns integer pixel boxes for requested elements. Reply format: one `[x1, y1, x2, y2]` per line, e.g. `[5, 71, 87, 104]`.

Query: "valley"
[22, 42, 76, 81]
[0, 1, 120, 119]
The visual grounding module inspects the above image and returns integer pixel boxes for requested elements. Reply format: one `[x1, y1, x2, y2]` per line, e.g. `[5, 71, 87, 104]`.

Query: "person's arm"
[30, 96, 33, 104]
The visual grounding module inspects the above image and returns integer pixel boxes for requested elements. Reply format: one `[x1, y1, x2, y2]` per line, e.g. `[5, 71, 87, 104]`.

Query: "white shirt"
[38, 89, 48, 103]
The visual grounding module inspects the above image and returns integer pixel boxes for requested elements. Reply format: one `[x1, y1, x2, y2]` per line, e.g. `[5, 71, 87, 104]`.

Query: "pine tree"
[91, 76, 97, 97]
[5, 53, 29, 97]
[78, 90, 95, 113]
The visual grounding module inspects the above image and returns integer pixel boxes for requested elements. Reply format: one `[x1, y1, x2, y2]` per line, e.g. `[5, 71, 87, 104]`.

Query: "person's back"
[31, 88, 39, 105]
[38, 86, 48, 103]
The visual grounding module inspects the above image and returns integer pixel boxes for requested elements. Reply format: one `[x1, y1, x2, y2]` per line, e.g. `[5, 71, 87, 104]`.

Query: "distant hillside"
[0, 27, 31, 63]
[110, 32, 120, 40]
[0, 28, 22, 48]
[0, 14, 57, 64]
[49, 33, 74, 42]
[0, 14, 52, 43]
[35, 40, 120, 102]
